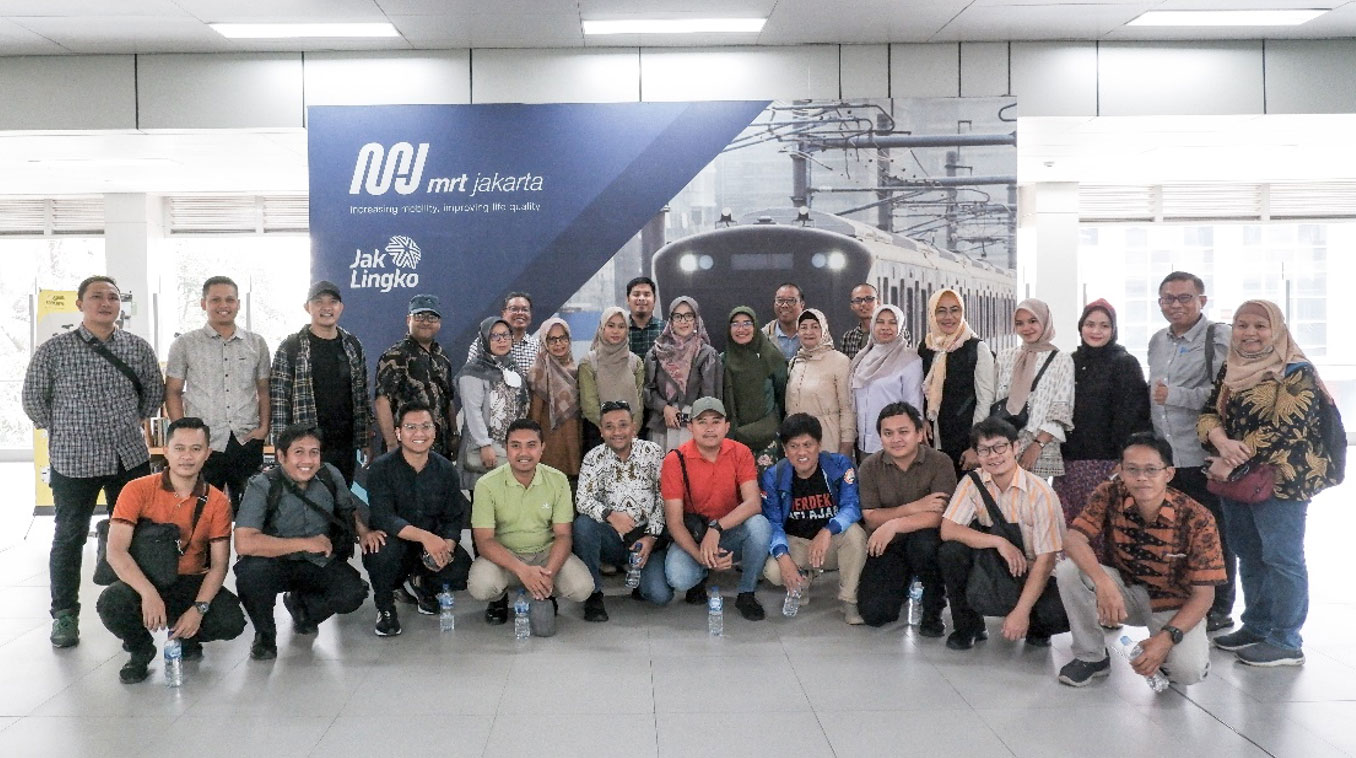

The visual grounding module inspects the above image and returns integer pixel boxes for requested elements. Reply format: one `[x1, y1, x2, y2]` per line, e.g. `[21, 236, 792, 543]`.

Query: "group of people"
[21, 268, 1341, 688]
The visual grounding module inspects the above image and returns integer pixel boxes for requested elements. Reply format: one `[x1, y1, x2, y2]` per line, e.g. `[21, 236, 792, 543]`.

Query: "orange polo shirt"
[111, 471, 232, 576]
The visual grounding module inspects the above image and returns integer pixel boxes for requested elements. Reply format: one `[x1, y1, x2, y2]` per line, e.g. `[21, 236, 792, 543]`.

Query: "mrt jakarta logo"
[350, 235, 421, 292]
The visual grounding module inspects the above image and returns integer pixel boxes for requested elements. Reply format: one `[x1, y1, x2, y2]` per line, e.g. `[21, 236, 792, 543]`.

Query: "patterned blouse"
[994, 347, 1076, 477]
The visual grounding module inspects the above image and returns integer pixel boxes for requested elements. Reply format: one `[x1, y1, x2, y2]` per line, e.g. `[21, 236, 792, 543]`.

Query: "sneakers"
[249, 632, 277, 661]
[484, 596, 508, 625]
[1236, 642, 1305, 667]
[684, 579, 709, 606]
[919, 611, 946, 638]
[583, 592, 609, 623]
[374, 609, 402, 637]
[50, 611, 79, 648]
[1206, 613, 1235, 632]
[118, 644, 156, 684]
[1057, 654, 1111, 687]
[946, 628, 988, 650]
[842, 601, 864, 626]
[282, 592, 317, 635]
[1212, 627, 1266, 652]
[735, 592, 765, 621]
[414, 593, 438, 616]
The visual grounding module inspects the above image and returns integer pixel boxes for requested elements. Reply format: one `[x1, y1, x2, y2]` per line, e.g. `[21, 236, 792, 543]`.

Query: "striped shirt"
[943, 467, 1065, 559]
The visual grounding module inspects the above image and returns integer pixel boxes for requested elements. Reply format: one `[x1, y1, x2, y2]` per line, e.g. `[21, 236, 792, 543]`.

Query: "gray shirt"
[1147, 316, 1231, 468]
[166, 324, 271, 452]
[236, 463, 362, 566]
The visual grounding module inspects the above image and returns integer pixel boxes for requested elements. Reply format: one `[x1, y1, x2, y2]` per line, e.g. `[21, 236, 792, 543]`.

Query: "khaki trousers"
[762, 524, 868, 603]
[467, 549, 594, 603]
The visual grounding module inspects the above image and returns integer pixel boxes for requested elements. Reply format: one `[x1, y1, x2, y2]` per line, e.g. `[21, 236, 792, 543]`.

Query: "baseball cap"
[690, 396, 726, 420]
[307, 280, 342, 302]
[408, 294, 441, 318]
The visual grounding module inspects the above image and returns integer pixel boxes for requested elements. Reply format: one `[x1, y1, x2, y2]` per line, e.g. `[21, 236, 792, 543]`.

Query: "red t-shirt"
[660, 439, 757, 520]
[111, 472, 232, 576]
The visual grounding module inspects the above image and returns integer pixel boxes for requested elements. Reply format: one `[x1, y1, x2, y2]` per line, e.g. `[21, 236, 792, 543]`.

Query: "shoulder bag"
[989, 350, 1058, 431]
[93, 491, 208, 589]
[963, 471, 1027, 617]
[1204, 385, 1276, 505]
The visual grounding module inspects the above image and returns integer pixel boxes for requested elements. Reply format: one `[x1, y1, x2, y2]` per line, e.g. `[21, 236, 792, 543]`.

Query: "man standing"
[96, 417, 246, 683]
[466, 292, 538, 377]
[467, 419, 593, 634]
[839, 283, 878, 360]
[23, 275, 165, 648]
[626, 276, 664, 358]
[270, 280, 372, 486]
[855, 402, 957, 633]
[938, 418, 1067, 650]
[1055, 433, 1222, 687]
[573, 400, 671, 622]
[762, 282, 804, 360]
[165, 276, 271, 513]
[1147, 270, 1235, 631]
[363, 402, 472, 637]
[661, 397, 772, 621]
[233, 423, 374, 660]
[374, 294, 457, 459]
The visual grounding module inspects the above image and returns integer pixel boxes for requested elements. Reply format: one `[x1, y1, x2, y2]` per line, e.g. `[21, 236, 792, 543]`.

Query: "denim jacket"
[760, 451, 861, 558]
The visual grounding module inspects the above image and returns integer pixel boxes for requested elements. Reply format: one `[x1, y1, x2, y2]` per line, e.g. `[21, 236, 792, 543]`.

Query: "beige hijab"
[527, 317, 579, 429]
[792, 308, 836, 363]
[586, 306, 642, 415]
[1005, 298, 1056, 415]
[1222, 300, 1307, 395]
[922, 289, 978, 420]
[851, 304, 920, 391]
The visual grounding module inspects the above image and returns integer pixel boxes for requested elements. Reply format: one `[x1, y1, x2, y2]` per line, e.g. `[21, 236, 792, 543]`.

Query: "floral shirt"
[575, 438, 665, 536]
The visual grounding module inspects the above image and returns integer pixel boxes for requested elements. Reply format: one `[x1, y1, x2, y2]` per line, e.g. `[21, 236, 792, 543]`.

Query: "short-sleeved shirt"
[471, 464, 573, 555]
[943, 467, 1065, 560]
[1072, 479, 1226, 611]
[166, 324, 271, 452]
[365, 448, 468, 540]
[857, 445, 959, 528]
[235, 463, 356, 566]
[374, 336, 456, 455]
[111, 471, 232, 576]
[660, 438, 758, 520]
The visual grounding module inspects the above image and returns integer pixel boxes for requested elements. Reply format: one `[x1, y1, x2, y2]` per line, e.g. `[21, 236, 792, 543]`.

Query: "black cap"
[408, 294, 441, 318]
[307, 280, 342, 302]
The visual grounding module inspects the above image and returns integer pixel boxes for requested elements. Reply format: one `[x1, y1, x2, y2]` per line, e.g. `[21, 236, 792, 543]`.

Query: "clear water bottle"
[707, 585, 724, 637]
[1119, 635, 1170, 693]
[438, 584, 455, 633]
[906, 580, 924, 626]
[782, 571, 806, 617]
[513, 589, 531, 641]
[163, 634, 183, 688]
[625, 542, 644, 589]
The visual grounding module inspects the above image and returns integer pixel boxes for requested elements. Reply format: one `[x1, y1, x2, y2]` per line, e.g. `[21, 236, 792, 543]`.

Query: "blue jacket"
[760, 452, 861, 558]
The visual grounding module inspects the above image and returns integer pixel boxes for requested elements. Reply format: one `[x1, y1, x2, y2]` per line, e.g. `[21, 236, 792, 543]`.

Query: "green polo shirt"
[471, 463, 573, 554]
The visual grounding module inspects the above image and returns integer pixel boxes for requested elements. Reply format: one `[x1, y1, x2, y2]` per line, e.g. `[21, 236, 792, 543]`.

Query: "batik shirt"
[575, 438, 666, 536]
[375, 336, 456, 455]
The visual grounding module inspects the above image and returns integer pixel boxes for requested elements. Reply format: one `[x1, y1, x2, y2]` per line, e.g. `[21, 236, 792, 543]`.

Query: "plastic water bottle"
[625, 543, 644, 589]
[1119, 635, 1170, 693]
[163, 634, 183, 688]
[906, 580, 924, 626]
[707, 585, 724, 637]
[513, 589, 531, 641]
[438, 584, 455, 633]
[782, 571, 806, 617]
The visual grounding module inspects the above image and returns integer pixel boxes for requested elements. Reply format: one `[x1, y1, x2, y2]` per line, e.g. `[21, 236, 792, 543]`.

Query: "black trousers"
[201, 434, 265, 515]
[321, 445, 357, 487]
[362, 539, 471, 612]
[48, 461, 150, 616]
[96, 573, 246, 652]
[1170, 466, 1237, 616]
[857, 527, 946, 627]
[233, 555, 369, 639]
[937, 540, 1068, 637]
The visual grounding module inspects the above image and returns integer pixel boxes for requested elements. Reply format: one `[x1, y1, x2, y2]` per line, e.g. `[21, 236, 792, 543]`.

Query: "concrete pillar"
[1018, 181, 1081, 351]
[102, 194, 164, 348]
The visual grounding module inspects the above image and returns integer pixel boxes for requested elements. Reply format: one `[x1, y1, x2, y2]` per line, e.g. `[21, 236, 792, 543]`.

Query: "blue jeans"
[571, 515, 672, 605]
[1221, 496, 1309, 650]
[664, 514, 772, 595]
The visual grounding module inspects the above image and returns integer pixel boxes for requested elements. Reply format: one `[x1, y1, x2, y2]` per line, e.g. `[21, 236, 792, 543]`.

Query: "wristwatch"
[601, 508, 614, 520]
[194, 601, 211, 615]
[708, 519, 725, 535]
[1161, 625, 1184, 645]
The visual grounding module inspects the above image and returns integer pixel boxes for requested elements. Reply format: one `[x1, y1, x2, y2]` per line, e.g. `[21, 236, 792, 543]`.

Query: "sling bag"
[93, 490, 209, 589]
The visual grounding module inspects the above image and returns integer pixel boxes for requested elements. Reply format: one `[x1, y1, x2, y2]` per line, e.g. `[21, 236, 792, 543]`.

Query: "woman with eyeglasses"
[578, 307, 645, 450]
[786, 308, 855, 457]
[456, 316, 530, 493]
[1197, 300, 1341, 667]
[527, 317, 582, 479]
[643, 296, 721, 452]
[918, 289, 996, 474]
[850, 304, 924, 456]
[993, 299, 1075, 478]
[722, 306, 789, 469]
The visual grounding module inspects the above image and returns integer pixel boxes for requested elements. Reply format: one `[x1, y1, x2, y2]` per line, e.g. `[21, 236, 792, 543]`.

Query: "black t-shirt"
[308, 331, 353, 448]
[785, 465, 837, 541]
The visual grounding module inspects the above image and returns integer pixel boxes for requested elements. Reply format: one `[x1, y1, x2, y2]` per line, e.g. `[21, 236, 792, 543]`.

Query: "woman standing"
[851, 304, 924, 456]
[918, 289, 995, 473]
[578, 307, 645, 448]
[1054, 299, 1150, 529]
[644, 296, 721, 452]
[722, 306, 788, 468]
[786, 309, 855, 457]
[527, 317, 582, 478]
[993, 299, 1075, 477]
[457, 316, 530, 493]
[1200, 300, 1340, 667]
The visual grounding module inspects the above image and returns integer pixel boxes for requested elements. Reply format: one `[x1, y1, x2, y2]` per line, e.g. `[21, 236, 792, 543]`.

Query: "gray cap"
[307, 280, 342, 302]
[408, 294, 441, 317]
[690, 396, 726, 420]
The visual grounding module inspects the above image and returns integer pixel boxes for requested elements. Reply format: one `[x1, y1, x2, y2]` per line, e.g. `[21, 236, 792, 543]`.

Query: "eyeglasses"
[669, 312, 696, 323]
[774, 298, 801, 306]
[600, 400, 632, 413]
[850, 295, 877, 306]
[488, 332, 512, 342]
[1158, 294, 1200, 306]
[975, 441, 1012, 458]
[730, 320, 755, 329]
[1122, 465, 1168, 479]
[411, 313, 440, 323]
[545, 335, 570, 345]
[401, 422, 435, 432]
[505, 306, 531, 314]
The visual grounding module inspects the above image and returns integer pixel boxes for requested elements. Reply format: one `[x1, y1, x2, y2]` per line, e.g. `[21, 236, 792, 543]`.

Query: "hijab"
[527, 317, 579, 429]
[586, 306, 642, 415]
[723, 306, 788, 423]
[650, 295, 710, 400]
[921, 289, 979, 419]
[1222, 299, 1308, 395]
[792, 308, 836, 363]
[1005, 298, 1057, 415]
[851, 304, 920, 391]
[458, 316, 529, 406]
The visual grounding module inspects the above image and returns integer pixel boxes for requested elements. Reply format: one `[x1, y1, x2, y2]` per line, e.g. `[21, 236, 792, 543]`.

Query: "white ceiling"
[0, 0, 1354, 55]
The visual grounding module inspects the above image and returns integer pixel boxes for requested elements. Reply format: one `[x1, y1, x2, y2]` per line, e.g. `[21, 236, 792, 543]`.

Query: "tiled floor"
[0, 461, 1352, 757]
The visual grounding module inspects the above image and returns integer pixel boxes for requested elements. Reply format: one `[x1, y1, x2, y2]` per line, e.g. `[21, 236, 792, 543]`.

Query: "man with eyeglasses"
[1147, 271, 1235, 632]
[466, 291, 538, 378]
[374, 294, 457, 459]
[762, 282, 805, 360]
[1055, 432, 1222, 687]
[361, 402, 471, 637]
[839, 283, 878, 360]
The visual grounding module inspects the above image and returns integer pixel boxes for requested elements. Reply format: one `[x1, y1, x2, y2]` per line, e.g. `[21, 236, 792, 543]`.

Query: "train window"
[905, 288, 914, 339]
[890, 284, 898, 309]
[730, 253, 793, 271]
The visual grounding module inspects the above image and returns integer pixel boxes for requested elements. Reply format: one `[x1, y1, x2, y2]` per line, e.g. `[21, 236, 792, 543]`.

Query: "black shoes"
[1206, 613, 1235, 632]
[583, 592, 609, 623]
[919, 611, 946, 638]
[283, 592, 317, 635]
[119, 645, 156, 684]
[1057, 654, 1111, 687]
[1025, 634, 1052, 648]
[249, 632, 277, 661]
[484, 596, 509, 625]
[375, 609, 402, 637]
[735, 592, 765, 621]
[179, 638, 204, 661]
[946, 628, 988, 650]
[685, 579, 709, 606]
[414, 593, 438, 616]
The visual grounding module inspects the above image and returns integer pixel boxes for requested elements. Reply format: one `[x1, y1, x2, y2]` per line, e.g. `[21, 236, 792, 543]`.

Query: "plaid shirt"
[23, 326, 164, 477]
[629, 316, 664, 358]
[466, 335, 538, 380]
[270, 325, 371, 449]
[839, 323, 912, 360]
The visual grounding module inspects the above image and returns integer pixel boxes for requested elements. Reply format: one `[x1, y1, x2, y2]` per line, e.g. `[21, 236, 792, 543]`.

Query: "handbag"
[1206, 460, 1277, 504]
[93, 491, 209, 589]
[989, 350, 1057, 431]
